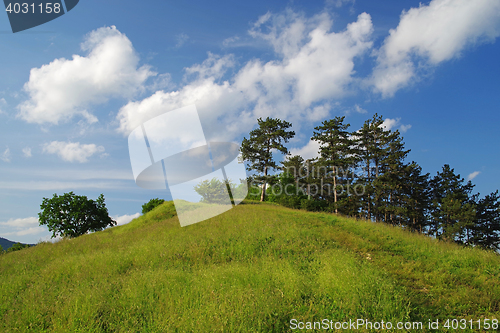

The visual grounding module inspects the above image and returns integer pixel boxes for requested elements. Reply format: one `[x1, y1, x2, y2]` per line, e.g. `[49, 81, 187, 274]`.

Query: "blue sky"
[1, 0, 499, 244]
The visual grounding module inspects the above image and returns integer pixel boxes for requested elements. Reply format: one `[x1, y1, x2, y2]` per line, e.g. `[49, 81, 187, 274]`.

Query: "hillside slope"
[0, 201, 499, 332]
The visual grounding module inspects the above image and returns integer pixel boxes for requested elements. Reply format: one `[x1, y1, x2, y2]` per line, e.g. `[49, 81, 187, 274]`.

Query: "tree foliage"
[472, 190, 500, 250]
[38, 192, 116, 239]
[7, 242, 30, 252]
[142, 198, 165, 214]
[311, 116, 354, 212]
[194, 178, 234, 204]
[240, 117, 295, 201]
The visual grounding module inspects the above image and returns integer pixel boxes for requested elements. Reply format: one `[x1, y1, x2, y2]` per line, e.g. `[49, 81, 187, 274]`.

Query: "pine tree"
[240, 117, 295, 202]
[311, 116, 354, 213]
[281, 155, 305, 182]
[353, 114, 390, 221]
[376, 129, 411, 224]
[429, 165, 476, 242]
[400, 162, 431, 233]
[471, 190, 500, 250]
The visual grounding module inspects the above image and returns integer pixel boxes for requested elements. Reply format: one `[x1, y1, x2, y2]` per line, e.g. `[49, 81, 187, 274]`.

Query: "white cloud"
[117, 11, 374, 141]
[0, 217, 39, 228]
[175, 33, 189, 48]
[290, 140, 321, 160]
[0, 98, 7, 115]
[2, 227, 46, 237]
[467, 171, 481, 181]
[22, 147, 32, 158]
[381, 118, 400, 131]
[18, 26, 155, 125]
[184, 52, 235, 80]
[0, 217, 46, 238]
[222, 36, 240, 47]
[1, 147, 11, 162]
[306, 103, 331, 121]
[326, 0, 356, 8]
[354, 104, 367, 114]
[380, 117, 412, 133]
[371, 0, 500, 97]
[113, 213, 141, 226]
[247, 11, 373, 106]
[42, 141, 105, 163]
[117, 54, 244, 138]
[399, 124, 412, 133]
[147, 73, 174, 92]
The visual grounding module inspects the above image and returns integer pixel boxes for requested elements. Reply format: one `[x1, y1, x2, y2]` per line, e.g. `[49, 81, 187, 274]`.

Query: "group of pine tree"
[240, 114, 500, 251]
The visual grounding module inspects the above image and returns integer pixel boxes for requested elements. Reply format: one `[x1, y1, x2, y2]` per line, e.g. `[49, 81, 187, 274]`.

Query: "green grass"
[0, 201, 499, 332]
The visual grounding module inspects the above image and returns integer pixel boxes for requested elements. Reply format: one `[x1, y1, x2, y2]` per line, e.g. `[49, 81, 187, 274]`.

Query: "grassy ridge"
[0, 201, 499, 332]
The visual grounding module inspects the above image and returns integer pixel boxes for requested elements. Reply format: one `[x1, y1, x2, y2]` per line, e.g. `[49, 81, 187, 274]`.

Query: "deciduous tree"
[39, 192, 116, 238]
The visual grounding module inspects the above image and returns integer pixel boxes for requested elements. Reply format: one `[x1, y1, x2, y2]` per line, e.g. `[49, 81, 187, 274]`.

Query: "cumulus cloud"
[247, 10, 373, 106]
[42, 141, 105, 163]
[306, 103, 331, 121]
[290, 140, 321, 160]
[117, 11, 374, 141]
[0, 217, 45, 237]
[1, 147, 11, 162]
[113, 213, 141, 226]
[467, 171, 481, 181]
[0, 216, 38, 228]
[18, 26, 155, 125]
[371, 0, 500, 97]
[22, 147, 32, 158]
[380, 117, 412, 133]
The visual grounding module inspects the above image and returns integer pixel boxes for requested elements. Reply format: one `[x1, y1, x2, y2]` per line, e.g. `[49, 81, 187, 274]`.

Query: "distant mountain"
[0, 237, 33, 251]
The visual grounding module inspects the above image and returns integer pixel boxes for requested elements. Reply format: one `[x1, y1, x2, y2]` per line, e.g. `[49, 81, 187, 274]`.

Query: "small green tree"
[39, 192, 116, 239]
[7, 243, 30, 252]
[194, 178, 234, 204]
[142, 198, 165, 214]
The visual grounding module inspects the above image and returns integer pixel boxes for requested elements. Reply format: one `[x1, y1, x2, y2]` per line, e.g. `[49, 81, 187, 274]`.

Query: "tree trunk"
[260, 166, 267, 202]
[366, 158, 371, 219]
[333, 173, 338, 213]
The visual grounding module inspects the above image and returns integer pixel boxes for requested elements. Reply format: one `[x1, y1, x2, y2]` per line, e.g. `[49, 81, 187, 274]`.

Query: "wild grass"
[0, 201, 498, 332]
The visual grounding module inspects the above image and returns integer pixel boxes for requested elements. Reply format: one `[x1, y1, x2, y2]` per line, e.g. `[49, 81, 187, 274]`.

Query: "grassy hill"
[0, 201, 499, 332]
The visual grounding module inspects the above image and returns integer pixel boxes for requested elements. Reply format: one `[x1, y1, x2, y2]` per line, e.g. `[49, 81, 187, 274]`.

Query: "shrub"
[7, 243, 30, 252]
[142, 198, 165, 214]
[300, 199, 326, 212]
